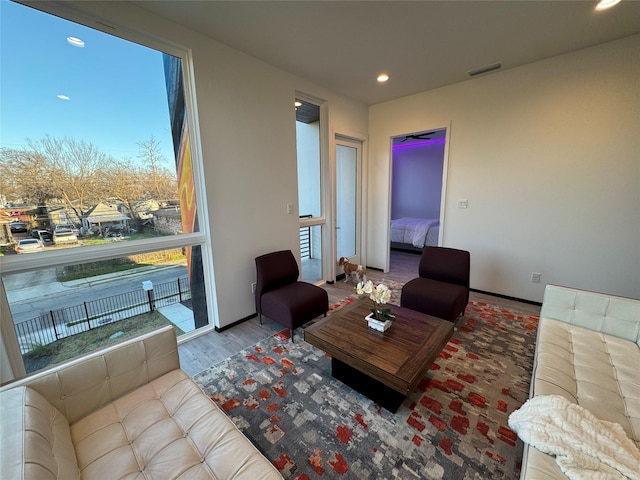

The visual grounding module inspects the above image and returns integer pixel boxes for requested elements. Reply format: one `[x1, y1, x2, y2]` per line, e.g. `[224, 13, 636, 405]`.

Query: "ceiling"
[134, 0, 640, 105]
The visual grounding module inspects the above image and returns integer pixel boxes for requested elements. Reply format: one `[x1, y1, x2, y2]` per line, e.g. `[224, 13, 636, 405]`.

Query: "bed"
[390, 217, 440, 251]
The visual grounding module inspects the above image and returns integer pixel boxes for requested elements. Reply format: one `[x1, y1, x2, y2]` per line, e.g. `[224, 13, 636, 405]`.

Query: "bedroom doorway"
[390, 128, 447, 253]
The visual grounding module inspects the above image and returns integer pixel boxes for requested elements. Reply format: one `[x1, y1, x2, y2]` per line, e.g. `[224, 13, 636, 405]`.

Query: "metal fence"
[16, 277, 191, 354]
[299, 214, 312, 259]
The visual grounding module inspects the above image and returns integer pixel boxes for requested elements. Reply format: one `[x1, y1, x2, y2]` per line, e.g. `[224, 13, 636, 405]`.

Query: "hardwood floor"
[178, 250, 541, 376]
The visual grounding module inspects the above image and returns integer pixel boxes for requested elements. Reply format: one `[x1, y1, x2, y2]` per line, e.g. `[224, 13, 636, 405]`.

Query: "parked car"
[15, 238, 44, 253]
[10, 221, 29, 233]
[53, 229, 78, 245]
[31, 229, 53, 245]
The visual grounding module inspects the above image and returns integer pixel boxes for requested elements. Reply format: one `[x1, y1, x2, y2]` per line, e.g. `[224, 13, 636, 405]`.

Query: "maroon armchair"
[400, 246, 470, 322]
[255, 250, 329, 341]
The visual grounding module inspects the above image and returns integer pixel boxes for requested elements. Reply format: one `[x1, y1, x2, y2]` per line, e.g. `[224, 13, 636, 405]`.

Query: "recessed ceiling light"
[595, 0, 621, 11]
[377, 73, 390, 83]
[56, 94, 70, 100]
[67, 36, 85, 47]
[294, 101, 302, 107]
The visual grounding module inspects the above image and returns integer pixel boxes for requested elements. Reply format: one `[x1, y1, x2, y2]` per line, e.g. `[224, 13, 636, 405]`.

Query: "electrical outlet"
[251, 282, 256, 294]
[531, 272, 541, 283]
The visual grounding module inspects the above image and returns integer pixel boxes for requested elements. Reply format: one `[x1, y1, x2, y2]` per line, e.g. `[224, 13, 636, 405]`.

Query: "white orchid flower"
[356, 280, 374, 295]
[355, 281, 393, 321]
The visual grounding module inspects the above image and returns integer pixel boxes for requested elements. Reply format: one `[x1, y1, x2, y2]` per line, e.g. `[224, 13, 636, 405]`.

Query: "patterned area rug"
[194, 296, 539, 479]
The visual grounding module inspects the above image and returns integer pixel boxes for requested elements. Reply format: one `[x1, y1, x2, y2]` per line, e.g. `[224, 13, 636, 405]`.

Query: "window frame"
[0, 2, 216, 364]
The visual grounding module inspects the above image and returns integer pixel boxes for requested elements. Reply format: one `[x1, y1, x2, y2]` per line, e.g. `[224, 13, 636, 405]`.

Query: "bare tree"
[138, 136, 167, 201]
[153, 166, 178, 203]
[0, 147, 58, 205]
[100, 159, 147, 223]
[28, 136, 109, 218]
[2, 136, 177, 223]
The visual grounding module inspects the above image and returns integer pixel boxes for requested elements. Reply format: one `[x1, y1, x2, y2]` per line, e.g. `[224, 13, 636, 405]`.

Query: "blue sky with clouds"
[0, 0, 175, 163]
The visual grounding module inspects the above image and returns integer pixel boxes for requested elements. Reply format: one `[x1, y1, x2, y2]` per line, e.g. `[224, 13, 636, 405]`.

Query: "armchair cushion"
[418, 246, 470, 296]
[255, 250, 299, 312]
[255, 250, 328, 338]
[401, 278, 469, 322]
[401, 246, 470, 322]
[261, 282, 329, 331]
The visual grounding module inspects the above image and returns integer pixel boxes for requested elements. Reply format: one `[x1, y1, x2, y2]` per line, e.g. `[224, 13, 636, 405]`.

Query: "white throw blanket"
[509, 395, 640, 480]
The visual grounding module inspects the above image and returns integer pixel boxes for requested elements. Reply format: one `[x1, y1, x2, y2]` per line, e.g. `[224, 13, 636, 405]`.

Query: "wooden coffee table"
[304, 298, 454, 412]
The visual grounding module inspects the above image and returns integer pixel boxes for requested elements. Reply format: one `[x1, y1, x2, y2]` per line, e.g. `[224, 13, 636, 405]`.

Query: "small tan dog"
[339, 257, 367, 283]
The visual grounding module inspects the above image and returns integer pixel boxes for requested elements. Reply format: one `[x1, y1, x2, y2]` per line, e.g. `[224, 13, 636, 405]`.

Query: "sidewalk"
[158, 303, 195, 333]
[5, 264, 182, 304]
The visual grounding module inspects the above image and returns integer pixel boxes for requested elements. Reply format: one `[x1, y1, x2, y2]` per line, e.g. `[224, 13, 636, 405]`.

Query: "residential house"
[1, 1, 638, 382]
[132, 199, 161, 220]
[81, 202, 131, 235]
[42, 205, 81, 230]
[151, 206, 182, 235]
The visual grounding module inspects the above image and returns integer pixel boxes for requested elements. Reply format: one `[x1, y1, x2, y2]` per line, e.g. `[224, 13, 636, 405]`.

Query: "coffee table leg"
[331, 358, 406, 413]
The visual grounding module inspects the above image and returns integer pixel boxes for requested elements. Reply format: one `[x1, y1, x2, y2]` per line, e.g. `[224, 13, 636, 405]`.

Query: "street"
[4, 264, 188, 325]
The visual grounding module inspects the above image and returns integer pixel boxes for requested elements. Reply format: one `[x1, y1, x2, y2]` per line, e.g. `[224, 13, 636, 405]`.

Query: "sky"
[0, 0, 176, 164]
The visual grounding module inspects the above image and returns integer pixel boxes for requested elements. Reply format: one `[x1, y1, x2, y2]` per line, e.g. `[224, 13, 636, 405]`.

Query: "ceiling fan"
[400, 132, 436, 142]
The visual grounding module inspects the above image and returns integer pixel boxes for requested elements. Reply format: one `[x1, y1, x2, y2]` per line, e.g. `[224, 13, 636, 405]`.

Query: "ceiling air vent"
[467, 62, 503, 77]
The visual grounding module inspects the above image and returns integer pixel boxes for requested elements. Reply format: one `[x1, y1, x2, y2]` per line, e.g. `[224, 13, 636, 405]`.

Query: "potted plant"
[355, 280, 395, 331]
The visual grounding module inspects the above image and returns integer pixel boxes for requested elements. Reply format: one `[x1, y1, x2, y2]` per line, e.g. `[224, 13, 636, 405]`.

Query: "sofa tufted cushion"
[540, 284, 640, 346]
[70, 368, 281, 480]
[9, 326, 181, 425]
[518, 285, 640, 479]
[523, 317, 640, 479]
[0, 386, 80, 480]
[531, 318, 640, 445]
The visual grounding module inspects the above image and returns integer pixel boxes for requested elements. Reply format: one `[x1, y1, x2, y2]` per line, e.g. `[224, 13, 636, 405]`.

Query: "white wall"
[370, 35, 640, 302]
[47, 1, 368, 327]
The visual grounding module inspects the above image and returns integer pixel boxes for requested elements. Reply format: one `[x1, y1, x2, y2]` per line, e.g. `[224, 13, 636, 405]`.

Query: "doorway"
[335, 136, 363, 279]
[390, 128, 447, 253]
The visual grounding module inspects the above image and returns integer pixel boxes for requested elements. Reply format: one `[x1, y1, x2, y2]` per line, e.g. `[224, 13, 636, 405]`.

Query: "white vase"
[366, 313, 392, 332]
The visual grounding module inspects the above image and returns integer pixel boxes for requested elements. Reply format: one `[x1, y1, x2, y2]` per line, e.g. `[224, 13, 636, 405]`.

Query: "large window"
[295, 97, 324, 283]
[0, 2, 211, 376]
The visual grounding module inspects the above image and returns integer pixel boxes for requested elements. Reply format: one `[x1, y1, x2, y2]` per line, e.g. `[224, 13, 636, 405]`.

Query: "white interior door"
[335, 136, 362, 276]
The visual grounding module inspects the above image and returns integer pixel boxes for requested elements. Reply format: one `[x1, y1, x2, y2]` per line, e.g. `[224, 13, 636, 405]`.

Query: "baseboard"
[215, 313, 258, 333]
[470, 288, 542, 306]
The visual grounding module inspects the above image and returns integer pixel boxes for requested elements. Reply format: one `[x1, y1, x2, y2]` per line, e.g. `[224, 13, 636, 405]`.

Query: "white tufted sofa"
[521, 284, 640, 479]
[0, 325, 283, 480]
